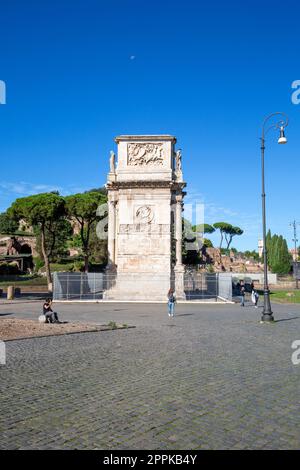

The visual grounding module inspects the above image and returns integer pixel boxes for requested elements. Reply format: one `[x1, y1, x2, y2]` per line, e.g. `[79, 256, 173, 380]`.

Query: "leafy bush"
[203, 238, 213, 248]
[72, 261, 85, 272]
[69, 234, 83, 249]
[206, 264, 215, 273]
[33, 257, 45, 272]
[0, 212, 19, 234]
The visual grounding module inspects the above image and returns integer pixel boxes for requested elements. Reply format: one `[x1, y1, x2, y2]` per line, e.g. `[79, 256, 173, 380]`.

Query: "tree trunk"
[41, 226, 52, 290]
[84, 253, 89, 273]
[226, 235, 232, 250]
[80, 221, 90, 273]
[219, 232, 223, 249]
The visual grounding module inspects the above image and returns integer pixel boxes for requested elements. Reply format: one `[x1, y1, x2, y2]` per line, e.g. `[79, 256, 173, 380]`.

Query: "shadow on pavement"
[275, 317, 300, 323]
[174, 313, 194, 317]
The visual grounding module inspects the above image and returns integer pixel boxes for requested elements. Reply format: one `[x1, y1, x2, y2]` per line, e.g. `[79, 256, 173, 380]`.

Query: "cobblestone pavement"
[1, 299, 300, 449]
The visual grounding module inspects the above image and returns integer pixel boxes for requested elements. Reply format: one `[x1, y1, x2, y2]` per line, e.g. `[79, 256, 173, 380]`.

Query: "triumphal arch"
[105, 135, 186, 301]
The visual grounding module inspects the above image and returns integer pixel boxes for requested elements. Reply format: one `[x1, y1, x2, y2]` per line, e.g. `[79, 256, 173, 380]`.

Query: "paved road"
[0, 299, 300, 449]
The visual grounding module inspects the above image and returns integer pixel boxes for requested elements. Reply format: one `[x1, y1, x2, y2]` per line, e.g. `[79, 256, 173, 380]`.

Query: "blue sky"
[0, 0, 299, 250]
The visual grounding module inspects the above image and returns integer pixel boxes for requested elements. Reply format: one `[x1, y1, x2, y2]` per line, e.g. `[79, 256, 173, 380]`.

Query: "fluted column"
[175, 194, 183, 266]
[174, 193, 185, 299]
[108, 198, 117, 266]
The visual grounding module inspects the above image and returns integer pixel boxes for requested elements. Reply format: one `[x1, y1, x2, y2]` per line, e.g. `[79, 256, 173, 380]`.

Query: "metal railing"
[184, 272, 218, 300]
[53, 271, 232, 302]
[53, 272, 105, 301]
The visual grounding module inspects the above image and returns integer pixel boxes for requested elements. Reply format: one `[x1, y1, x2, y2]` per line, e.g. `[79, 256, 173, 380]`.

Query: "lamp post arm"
[262, 112, 289, 139]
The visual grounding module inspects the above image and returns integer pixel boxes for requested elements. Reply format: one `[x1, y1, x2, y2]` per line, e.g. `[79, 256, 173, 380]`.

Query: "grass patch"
[0, 275, 47, 287]
[38, 262, 78, 273]
[270, 290, 300, 304]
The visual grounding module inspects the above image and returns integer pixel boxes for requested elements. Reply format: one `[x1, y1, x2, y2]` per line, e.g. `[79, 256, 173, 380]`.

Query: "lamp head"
[278, 126, 287, 144]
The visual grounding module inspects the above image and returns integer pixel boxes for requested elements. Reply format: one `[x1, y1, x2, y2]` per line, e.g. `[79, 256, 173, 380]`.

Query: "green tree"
[244, 250, 259, 261]
[192, 223, 215, 235]
[65, 191, 107, 272]
[87, 219, 108, 265]
[266, 231, 291, 274]
[8, 193, 66, 287]
[0, 212, 19, 234]
[35, 218, 73, 262]
[269, 234, 279, 270]
[182, 218, 197, 264]
[224, 225, 243, 249]
[271, 235, 291, 274]
[203, 238, 213, 248]
[84, 187, 107, 195]
[213, 222, 233, 249]
[181, 219, 204, 265]
[182, 222, 215, 264]
[266, 229, 272, 265]
[69, 233, 83, 249]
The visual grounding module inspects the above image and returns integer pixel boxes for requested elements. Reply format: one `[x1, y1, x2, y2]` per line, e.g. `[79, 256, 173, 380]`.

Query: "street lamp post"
[261, 112, 289, 323]
[290, 220, 299, 289]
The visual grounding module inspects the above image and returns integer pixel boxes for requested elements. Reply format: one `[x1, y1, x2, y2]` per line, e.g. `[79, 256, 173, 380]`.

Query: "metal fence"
[183, 272, 218, 300]
[293, 262, 300, 280]
[53, 271, 232, 302]
[217, 273, 233, 301]
[53, 272, 105, 301]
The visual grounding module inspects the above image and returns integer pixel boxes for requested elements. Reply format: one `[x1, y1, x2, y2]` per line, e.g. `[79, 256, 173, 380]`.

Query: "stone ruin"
[0, 236, 37, 257]
[201, 247, 263, 273]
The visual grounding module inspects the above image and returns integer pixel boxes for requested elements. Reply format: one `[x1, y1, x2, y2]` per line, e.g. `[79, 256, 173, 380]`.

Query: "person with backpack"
[167, 289, 176, 317]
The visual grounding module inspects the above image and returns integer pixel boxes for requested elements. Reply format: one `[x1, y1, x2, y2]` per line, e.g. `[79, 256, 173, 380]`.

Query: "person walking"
[167, 289, 176, 317]
[251, 286, 259, 309]
[240, 281, 245, 307]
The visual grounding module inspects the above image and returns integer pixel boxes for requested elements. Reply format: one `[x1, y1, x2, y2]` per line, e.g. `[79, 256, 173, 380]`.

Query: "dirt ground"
[0, 318, 126, 341]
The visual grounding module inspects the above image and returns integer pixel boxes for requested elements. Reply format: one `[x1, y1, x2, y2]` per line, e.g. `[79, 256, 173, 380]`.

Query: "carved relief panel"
[127, 143, 165, 166]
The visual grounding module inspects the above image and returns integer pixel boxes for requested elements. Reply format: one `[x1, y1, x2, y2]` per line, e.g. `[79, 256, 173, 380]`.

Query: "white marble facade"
[105, 135, 186, 301]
